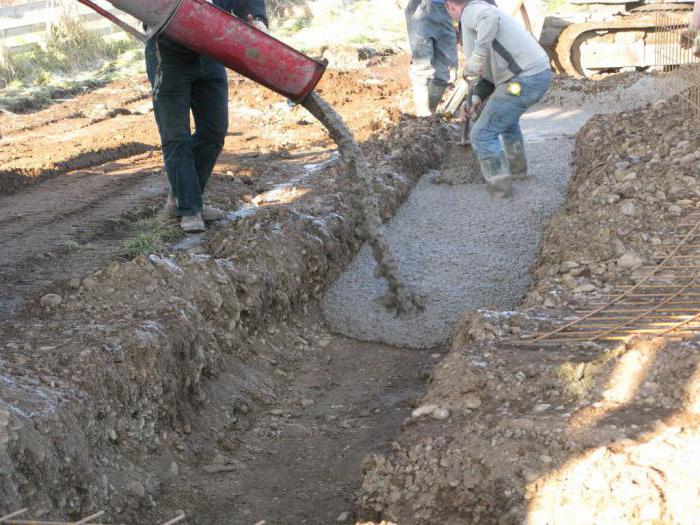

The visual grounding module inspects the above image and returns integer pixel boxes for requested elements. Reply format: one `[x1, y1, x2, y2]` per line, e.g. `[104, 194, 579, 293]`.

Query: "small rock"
[574, 283, 596, 293]
[679, 152, 696, 166]
[668, 204, 683, 217]
[463, 394, 482, 410]
[40, 293, 63, 307]
[82, 277, 99, 290]
[300, 398, 314, 408]
[171, 461, 180, 477]
[559, 261, 579, 273]
[337, 512, 350, 522]
[270, 409, 284, 416]
[562, 273, 577, 289]
[412, 404, 449, 421]
[203, 464, 237, 474]
[620, 200, 637, 217]
[126, 480, 146, 498]
[605, 193, 621, 205]
[617, 253, 644, 269]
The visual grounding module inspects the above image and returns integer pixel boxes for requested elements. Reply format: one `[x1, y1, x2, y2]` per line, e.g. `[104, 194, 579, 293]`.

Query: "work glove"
[247, 14, 268, 33]
[464, 52, 487, 79]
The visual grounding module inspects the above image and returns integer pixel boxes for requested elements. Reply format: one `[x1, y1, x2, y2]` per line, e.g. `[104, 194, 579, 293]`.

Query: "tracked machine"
[552, 0, 695, 77]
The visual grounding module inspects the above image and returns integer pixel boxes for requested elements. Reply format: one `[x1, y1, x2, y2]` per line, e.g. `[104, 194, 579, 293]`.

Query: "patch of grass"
[273, 0, 407, 54]
[0, 14, 144, 112]
[118, 218, 181, 260]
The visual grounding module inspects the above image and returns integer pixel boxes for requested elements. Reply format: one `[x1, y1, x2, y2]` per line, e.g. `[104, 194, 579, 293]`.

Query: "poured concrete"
[322, 78, 679, 348]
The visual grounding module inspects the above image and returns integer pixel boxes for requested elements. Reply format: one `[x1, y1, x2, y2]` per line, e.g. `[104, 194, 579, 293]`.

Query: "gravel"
[322, 77, 682, 348]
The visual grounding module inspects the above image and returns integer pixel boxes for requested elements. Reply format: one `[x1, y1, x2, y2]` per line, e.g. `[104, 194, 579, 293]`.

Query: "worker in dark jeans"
[145, 0, 268, 233]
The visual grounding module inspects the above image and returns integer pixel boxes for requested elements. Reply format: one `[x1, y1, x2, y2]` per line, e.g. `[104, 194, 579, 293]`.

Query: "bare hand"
[247, 14, 268, 33]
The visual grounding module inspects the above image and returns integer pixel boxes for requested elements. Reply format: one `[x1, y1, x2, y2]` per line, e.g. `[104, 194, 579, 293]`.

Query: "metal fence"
[655, 10, 700, 117]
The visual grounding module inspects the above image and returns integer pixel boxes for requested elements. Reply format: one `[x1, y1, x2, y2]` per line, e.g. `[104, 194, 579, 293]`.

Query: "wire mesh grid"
[654, 10, 700, 116]
[512, 13, 700, 347]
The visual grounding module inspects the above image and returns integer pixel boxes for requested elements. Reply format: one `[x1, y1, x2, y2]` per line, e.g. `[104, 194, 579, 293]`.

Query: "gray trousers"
[405, 0, 458, 87]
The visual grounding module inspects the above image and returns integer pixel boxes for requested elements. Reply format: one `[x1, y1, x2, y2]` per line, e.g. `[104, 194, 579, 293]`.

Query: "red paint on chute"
[78, 0, 327, 102]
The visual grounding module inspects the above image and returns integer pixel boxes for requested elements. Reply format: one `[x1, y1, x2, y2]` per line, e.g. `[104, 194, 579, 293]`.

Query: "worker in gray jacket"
[446, 0, 551, 197]
[403, 0, 458, 116]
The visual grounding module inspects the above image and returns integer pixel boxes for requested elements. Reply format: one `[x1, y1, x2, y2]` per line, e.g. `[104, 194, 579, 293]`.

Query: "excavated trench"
[0, 73, 686, 524]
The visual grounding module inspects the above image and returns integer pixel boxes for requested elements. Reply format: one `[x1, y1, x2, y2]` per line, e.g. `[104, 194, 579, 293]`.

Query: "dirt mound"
[0, 115, 451, 521]
[358, 95, 700, 524]
[527, 95, 700, 309]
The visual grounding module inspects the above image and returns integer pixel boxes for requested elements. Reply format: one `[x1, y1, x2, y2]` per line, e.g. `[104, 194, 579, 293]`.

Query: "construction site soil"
[1, 48, 698, 524]
[358, 92, 700, 524]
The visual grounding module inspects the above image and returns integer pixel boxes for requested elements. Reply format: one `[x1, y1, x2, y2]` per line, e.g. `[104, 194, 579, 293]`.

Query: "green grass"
[0, 14, 144, 113]
[272, 0, 407, 55]
[118, 218, 182, 260]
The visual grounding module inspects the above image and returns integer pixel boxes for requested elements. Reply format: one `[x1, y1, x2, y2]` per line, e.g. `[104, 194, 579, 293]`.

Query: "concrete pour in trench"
[322, 76, 682, 348]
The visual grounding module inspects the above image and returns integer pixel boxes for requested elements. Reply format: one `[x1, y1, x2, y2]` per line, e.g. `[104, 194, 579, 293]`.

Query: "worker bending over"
[403, 0, 458, 116]
[445, 0, 551, 198]
[145, 0, 268, 233]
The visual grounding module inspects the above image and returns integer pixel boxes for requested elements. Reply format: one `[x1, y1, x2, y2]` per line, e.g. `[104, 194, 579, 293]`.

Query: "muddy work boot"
[428, 81, 447, 115]
[412, 83, 432, 117]
[503, 137, 528, 180]
[478, 153, 513, 198]
[181, 213, 206, 233]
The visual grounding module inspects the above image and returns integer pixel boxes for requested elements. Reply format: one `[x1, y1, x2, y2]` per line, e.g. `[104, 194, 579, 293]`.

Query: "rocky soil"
[358, 92, 700, 523]
[0, 50, 460, 523]
[0, 110, 451, 521]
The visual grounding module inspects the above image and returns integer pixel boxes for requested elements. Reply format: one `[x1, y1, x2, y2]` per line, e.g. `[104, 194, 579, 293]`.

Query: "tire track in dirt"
[0, 154, 166, 315]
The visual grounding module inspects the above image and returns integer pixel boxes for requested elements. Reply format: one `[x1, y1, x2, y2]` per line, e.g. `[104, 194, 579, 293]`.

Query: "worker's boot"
[428, 81, 447, 115]
[503, 137, 528, 180]
[181, 213, 206, 233]
[478, 152, 513, 198]
[412, 83, 432, 117]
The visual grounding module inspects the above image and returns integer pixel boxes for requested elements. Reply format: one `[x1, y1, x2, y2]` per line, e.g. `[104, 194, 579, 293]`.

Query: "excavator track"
[555, 7, 691, 77]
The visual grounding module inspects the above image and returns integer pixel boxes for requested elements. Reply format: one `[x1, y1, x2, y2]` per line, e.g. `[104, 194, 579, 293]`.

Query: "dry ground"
[0, 51, 448, 524]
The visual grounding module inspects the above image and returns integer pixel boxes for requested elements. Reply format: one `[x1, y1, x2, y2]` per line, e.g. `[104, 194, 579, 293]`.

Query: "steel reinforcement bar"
[517, 211, 700, 345]
[0, 510, 186, 525]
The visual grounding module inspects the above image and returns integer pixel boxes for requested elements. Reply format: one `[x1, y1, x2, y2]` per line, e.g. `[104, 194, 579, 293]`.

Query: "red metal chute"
[78, 0, 327, 102]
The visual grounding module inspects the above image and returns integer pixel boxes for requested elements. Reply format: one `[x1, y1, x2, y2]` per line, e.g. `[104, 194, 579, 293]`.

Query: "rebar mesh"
[655, 10, 700, 116]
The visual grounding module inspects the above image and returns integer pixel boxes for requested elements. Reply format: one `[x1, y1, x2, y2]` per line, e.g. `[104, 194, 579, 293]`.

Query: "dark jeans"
[145, 37, 229, 217]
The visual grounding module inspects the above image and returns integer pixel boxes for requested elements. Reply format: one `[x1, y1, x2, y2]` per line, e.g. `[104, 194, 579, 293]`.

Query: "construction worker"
[402, 0, 458, 116]
[145, 1, 268, 233]
[680, 0, 700, 57]
[445, 0, 551, 198]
